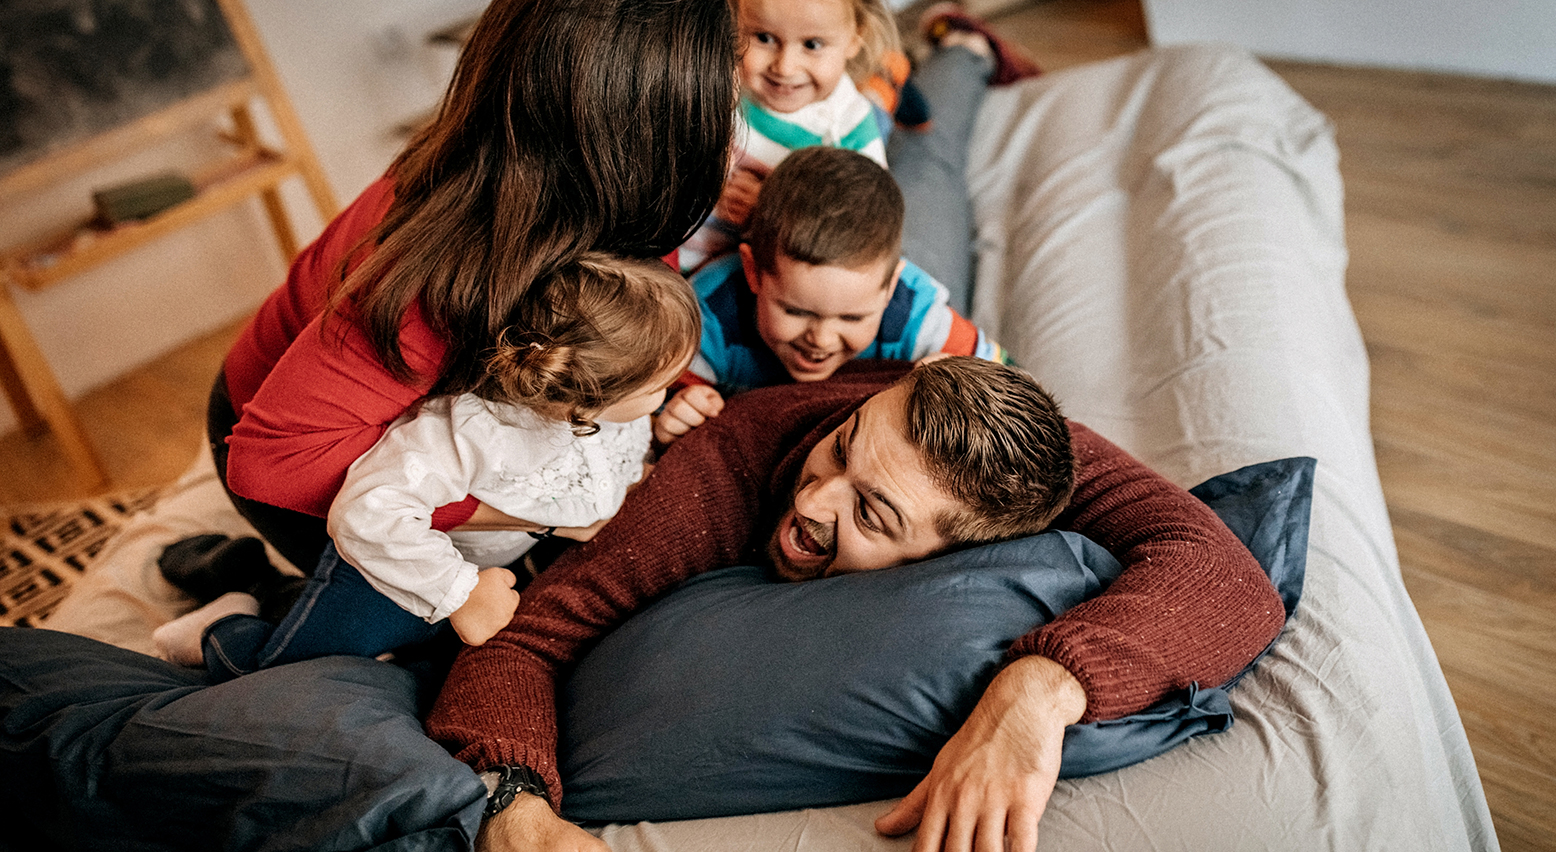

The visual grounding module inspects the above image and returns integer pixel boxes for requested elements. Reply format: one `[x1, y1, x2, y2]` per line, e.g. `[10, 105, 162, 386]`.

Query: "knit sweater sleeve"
[423, 375, 882, 803]
[1012, 422, 1287, 722]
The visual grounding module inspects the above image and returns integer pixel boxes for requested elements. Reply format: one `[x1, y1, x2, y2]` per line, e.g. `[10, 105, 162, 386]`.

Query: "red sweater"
[222, 178, 475, 528]
[425, 364, 1286, 803]
[221, 178, 682, 531]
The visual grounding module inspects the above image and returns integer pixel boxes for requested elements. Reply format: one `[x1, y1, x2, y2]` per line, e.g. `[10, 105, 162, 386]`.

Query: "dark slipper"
[157, 534, 280, 605]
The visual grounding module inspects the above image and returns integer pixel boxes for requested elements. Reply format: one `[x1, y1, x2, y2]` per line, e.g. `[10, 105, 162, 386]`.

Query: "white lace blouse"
[327, 394, 651, 622]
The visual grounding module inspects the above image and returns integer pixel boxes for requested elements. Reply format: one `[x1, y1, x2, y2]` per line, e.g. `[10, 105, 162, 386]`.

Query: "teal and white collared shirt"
[678, 74, 890, 273]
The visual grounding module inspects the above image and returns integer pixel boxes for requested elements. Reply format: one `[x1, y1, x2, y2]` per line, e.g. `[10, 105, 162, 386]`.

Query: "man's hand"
[449, 567, 520, 645]
[875, 656, 1086, 852]
[552, 518, 609, 542]
[477, 792, 607, 852]
[654, 385, 725, 445]
[713, 163, 769, 227]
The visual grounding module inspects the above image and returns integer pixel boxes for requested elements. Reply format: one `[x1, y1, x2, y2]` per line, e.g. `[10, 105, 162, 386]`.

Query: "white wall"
[0, 0, 486, 435]
[1143, 0, 1556, 84]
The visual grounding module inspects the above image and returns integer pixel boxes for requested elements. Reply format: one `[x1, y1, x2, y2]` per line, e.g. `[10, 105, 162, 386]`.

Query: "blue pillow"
[558, 457, 1316, 822]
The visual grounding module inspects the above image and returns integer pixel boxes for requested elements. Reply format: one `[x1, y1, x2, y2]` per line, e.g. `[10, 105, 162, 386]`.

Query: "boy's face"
[740, 243, 905, 383]
[738, 0, 863, 114]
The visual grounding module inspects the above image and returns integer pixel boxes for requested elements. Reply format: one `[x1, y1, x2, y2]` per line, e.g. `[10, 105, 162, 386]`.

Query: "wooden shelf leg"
[230, 104, 301, 261]
[217, 0, 340, 224]
[258, 183, 299, 261]
[0, 282, 108, 489]
[0, 327, 48, 437]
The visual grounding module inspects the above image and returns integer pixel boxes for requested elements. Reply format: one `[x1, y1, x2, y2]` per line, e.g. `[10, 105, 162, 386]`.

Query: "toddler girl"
[678, 0, 903, 272]
[153, 254, 700, 676]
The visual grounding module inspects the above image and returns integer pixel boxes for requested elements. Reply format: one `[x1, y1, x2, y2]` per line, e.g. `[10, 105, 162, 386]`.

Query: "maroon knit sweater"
[425, 364, 1285, 803]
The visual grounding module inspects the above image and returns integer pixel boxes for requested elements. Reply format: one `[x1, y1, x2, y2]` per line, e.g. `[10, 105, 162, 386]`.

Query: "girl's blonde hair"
[844, 0, 903, 86]
[480, 254, 700, 435]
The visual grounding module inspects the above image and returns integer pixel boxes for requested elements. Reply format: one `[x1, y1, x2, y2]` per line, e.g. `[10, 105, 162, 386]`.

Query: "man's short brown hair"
[744, 146, 904, 273]
[898, 357, 1076, 545]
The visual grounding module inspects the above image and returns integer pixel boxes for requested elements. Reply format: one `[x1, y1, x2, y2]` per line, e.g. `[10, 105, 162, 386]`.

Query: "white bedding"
[45, 44, 1498, 851]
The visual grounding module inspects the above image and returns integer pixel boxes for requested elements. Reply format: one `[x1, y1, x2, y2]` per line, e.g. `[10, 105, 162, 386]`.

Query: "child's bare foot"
[919, 2, 1042, 86]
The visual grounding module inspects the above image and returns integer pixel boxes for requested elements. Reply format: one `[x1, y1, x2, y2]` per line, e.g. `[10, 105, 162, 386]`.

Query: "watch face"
[480, 770, 502, 797]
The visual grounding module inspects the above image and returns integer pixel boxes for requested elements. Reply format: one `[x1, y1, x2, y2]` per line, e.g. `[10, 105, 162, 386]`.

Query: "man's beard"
[767, 510, 835, 582]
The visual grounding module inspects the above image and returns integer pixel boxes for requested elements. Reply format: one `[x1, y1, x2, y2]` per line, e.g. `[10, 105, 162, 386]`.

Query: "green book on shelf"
[92, 173, 197, 224]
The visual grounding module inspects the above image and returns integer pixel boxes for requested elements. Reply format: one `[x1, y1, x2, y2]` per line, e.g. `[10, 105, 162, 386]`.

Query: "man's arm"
[477, 793, 610, 852]
[876, 420, 1284, 852]
[1021, 422, 1286, 721]
[876, 656, 1084, 852]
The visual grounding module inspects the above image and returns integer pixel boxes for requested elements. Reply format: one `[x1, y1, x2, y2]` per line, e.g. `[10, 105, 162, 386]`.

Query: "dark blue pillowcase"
[0, 629, 483, 851]
[558, 457, 1316, 823]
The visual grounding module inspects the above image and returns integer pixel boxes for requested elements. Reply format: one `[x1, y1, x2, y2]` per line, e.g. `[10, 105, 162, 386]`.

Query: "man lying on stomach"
[426, 357, 1285, 852]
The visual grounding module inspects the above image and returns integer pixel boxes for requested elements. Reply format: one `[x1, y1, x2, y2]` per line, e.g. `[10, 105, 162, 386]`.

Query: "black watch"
[479, 764, 550, 818]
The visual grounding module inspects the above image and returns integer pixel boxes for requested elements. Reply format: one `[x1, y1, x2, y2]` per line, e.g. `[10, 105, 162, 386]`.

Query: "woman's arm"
[1013, 422, 1287, 722]
[225, 302, 447, 519]
[218, 176, 464, 523]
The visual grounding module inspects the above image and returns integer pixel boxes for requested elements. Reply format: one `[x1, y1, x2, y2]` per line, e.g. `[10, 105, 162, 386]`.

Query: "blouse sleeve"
[326, 396, 489, 622]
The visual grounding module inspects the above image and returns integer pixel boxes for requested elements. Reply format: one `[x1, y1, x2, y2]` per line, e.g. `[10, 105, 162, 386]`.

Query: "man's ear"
[740, 243, 762, 295]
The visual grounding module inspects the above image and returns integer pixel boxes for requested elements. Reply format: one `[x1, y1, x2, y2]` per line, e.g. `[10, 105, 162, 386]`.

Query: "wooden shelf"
[2, 147, 298, 291]
[0, 0, 339, 489]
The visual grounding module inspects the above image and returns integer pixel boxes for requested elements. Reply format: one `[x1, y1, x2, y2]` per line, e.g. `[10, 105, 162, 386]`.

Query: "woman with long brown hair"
[191, 0, 736, 578]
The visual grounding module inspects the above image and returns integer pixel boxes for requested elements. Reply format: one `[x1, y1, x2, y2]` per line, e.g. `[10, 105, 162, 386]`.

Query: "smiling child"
[655, 147, 1012, 445]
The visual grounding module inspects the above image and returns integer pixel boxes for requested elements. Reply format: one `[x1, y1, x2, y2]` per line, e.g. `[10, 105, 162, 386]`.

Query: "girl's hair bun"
[479, 251, 701, 434]
[489, 335, 582, 403]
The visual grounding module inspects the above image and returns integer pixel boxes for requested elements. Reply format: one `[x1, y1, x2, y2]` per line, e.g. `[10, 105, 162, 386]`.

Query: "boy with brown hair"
[657, 145, 1012, 444]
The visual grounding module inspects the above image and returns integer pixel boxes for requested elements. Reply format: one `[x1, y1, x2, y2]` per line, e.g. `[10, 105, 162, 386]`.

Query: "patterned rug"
[1, 488, 161, 627]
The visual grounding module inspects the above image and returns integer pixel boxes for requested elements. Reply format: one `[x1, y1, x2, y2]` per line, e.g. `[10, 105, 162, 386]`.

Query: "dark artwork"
[0, 0, 249, 177]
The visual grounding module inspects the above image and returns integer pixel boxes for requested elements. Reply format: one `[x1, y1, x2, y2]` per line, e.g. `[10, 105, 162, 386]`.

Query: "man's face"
[742, 244, 904, 384]
[768, 383, 965, 581]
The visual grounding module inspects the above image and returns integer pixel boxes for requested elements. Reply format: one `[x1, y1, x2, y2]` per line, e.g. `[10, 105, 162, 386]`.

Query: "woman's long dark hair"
[329, 0, 736, 395]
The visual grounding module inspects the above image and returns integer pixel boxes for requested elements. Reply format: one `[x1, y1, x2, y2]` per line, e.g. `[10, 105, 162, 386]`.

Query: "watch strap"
[481, 764, 550, 818]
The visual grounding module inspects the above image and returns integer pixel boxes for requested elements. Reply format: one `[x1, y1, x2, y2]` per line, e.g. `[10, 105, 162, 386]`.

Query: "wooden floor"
[2, 1, 1552, 848]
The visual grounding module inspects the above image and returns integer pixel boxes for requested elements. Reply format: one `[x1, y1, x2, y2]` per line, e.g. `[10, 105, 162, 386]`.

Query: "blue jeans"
[890, 46, 995, 316]
[203, 541, 448, 681]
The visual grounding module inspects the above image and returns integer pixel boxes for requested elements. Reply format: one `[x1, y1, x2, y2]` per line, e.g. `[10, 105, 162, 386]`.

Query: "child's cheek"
[753, 304, 790, 352]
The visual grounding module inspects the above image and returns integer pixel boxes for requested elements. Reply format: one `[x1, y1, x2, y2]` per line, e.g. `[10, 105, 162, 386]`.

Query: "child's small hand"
[448, 567, 520, 646]
[654, 385, 725, 445]
[714, 162, 769, 227]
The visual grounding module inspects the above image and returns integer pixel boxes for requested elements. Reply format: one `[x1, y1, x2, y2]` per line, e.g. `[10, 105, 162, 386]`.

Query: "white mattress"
[46, 44, 1498, 852]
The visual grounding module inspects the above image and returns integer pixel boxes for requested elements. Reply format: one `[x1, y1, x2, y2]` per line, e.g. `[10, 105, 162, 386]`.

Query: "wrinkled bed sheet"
[43, 44, 1497, 851]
